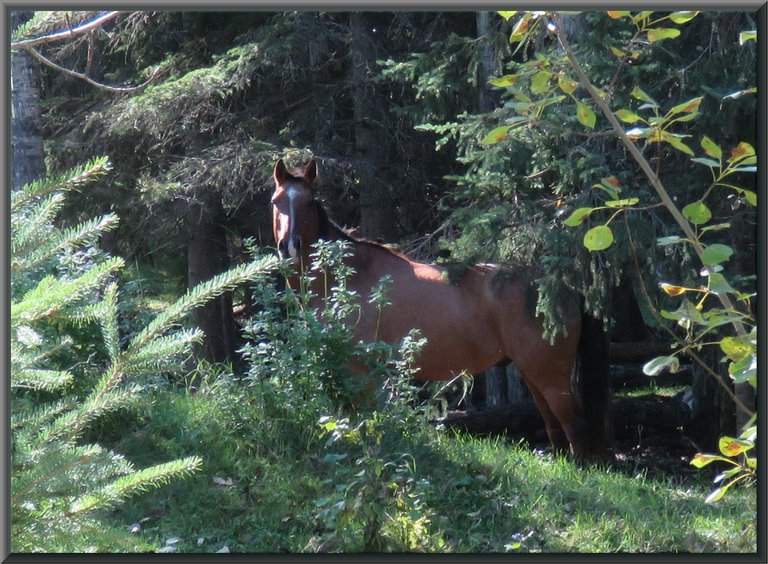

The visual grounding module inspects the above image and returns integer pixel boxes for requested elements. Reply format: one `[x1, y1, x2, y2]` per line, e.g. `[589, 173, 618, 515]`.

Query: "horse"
[270, 159, 611, 461]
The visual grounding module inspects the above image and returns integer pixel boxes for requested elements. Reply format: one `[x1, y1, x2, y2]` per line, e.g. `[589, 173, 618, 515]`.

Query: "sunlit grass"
[106, 376, 757, 554]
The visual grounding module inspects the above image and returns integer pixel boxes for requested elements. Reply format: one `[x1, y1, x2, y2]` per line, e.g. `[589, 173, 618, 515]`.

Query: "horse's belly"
[412, 334, 501, 381]
[374, 312, 504, 381]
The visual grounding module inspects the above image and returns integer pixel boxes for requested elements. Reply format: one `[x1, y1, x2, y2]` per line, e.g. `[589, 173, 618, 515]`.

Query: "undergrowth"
[104, 241, 756, 554]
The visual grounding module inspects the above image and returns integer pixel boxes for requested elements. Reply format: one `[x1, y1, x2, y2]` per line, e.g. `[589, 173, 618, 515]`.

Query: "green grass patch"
[105, 374, 756, 554]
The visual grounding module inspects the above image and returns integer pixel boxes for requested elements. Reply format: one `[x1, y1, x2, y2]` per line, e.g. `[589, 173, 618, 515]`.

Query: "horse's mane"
[315, 201, 413, 263]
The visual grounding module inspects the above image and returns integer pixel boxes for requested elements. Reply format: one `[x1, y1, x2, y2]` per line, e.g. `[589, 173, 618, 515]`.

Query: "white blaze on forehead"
[287, 187, 299, 259]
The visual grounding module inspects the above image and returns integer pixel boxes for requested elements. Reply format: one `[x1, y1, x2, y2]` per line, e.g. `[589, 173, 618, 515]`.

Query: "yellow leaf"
[480, 125, 511, 145]
[729, 142, 755, 163]
[610, 46, 626, 58]
[509, 16, 530, 43]
[719, 436, 753, 457]
[660, 283, 687, 296]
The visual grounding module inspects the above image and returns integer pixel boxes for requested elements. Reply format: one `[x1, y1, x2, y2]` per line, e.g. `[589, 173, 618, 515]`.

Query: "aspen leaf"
[700, 244, 733, 265]
[705, 486, 728, 504]
[691, 157, 721, 168]
[488, 74, 519, 87]
[700, 222, 731, 233]
[642, 355, 680, 376]
[576, 101, 596, 129]
[723, 87, 756, 100]
[661, 132, 695, 155]
[607, 11, 630, 19]
[610, 46, 627, 58]
[557, 74, 578, 95]
[480, 125, 511, 145]
[719, 336, 751, 361]
[563, 207, 594, 226]
[690, 453, 724, 468]
[739, 30, 756, 45]
[531, 71, 552, 94]
[728, 142, 755, 163]
[626, 127, 651, 139]
[630, 87, 658, 105]
[647, 28, 681, 42]
[669, 96, 703, 115]
[583, 225, 613, 251]
[615, 109, 643, 123]
[509, 16, 531, 43]
[660, 283, 687, 297]
[682, 201, 711, 225]
[605, 198, 639, 207]
[718, 436, 753, 457]
[669, 11, 699, 24]
[729, 353, 756, 384]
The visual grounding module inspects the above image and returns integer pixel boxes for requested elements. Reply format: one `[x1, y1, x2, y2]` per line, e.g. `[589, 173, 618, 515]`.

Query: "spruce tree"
[11, 158, 277, 551]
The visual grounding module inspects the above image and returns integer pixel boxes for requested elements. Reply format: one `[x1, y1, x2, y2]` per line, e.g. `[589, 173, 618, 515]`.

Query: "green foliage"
[486, 10, 756, 503]
[11, 160, 278, 552]
[238, 240, 449, 551]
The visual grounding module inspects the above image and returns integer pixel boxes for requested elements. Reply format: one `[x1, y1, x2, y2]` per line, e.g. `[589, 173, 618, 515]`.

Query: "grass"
[102, 373, 757, 554]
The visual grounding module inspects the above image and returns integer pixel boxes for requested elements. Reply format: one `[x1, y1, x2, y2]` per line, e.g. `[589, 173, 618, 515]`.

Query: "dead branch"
[11, 11, 121, 50]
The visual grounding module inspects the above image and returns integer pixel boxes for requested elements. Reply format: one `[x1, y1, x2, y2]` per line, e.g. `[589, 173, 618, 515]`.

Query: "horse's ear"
[274, 159, 287, 184]
[304, 159, 317, 185]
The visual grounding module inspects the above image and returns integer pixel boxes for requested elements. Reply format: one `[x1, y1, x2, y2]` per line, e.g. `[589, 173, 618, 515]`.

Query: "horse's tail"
[575, 311, 612, 456]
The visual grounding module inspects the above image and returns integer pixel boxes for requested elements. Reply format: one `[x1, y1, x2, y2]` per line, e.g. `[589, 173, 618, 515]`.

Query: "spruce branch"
[11, 369, 74, 392]
[11, 157, 112, 212]
[12, 256, 125, 324]
[11, 400, 74, 433]
[40, 385, 142, 446]
[13, 213, 119, 274]
[69, 456, 202, 515]
[127, 256, 279, 354]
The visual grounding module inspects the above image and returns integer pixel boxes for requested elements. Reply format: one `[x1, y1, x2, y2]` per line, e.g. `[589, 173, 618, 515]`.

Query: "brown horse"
[271, 159, 611, 460]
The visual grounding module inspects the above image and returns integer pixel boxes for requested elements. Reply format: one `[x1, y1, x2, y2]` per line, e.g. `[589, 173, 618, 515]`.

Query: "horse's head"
[271, 159, 319, 266]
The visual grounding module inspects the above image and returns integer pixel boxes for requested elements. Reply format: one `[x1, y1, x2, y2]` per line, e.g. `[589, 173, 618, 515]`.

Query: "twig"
[25, 46, 162, 94]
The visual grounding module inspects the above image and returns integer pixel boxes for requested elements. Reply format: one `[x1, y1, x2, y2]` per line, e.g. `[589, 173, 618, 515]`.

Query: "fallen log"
[441, 394, 692, 439]
[610, 341, 677, 363]
[612, 364, 693, 389]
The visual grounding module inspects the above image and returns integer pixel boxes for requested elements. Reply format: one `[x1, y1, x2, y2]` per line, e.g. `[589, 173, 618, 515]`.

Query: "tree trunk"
[349, 13, 397, 241]
[476, 12, 500, 113]
[11, 11, 45, 191]
[686, 349, 736, 450]
[185, 197, 243, 376]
